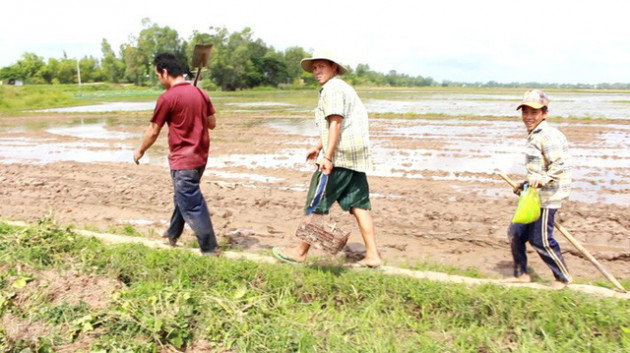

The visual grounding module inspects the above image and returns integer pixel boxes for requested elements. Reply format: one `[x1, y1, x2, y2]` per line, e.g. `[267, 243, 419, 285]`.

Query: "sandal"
[272, 247, 304, 265]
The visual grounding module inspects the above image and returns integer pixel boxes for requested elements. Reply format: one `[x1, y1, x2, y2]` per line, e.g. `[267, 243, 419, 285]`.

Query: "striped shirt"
[525, 120, 571, 208]
[315, 76, 373, 173]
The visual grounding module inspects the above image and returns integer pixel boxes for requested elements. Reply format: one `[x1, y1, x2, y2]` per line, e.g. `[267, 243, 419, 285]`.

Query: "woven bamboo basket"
[295, 214, 350, 254]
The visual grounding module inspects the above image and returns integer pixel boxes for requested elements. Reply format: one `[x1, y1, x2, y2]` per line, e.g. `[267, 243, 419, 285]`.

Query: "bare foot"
[352, 258, 382, 268]
[503, 274, 532, 283]
[162, 237, 177, 247]
[550, 280, 570, 290]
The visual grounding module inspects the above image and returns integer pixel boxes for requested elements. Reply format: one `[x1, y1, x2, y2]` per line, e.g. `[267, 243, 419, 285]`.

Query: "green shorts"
[304, 167, 371, 215]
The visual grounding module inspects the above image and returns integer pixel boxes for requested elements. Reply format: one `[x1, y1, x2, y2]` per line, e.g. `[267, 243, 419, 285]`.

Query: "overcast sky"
[1, 0, 629, 84]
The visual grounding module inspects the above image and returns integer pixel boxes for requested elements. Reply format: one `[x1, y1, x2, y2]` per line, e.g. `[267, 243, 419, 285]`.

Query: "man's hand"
[134, 150, 144, 165]
[306, 147, 321, 162]
[319, 158, 333, 175]
[135, 123, 161, 165]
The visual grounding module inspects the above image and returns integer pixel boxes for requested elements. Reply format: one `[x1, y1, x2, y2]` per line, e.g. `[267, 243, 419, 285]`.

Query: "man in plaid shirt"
[507, 89, 572, 288]
[272, 50, 381, 268]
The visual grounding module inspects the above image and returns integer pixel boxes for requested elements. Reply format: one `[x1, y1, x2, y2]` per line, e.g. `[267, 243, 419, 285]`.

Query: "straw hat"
[300, 49, 348, 75]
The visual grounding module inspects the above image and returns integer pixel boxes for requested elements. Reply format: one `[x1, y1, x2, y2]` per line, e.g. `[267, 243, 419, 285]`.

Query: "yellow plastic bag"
[512, 185, 541, 224]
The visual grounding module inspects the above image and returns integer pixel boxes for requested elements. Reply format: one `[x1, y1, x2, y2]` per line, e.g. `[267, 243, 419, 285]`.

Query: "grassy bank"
[0, 83, 316, 115]
[0, 84, 161, 113]
[0, 221, 629, 352]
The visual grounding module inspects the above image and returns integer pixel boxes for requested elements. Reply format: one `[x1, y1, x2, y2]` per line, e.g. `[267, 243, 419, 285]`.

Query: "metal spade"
[191, 44, 213, 86]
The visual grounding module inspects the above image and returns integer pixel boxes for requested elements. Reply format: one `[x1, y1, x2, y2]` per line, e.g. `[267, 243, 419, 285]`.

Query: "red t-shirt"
[150, 82, 216, 170]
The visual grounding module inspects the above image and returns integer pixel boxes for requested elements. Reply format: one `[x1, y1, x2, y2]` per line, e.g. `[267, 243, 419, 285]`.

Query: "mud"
[0, 112, 629, 284]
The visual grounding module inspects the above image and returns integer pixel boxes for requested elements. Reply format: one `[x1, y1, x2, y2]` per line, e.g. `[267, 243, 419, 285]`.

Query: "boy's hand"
[513, 181, 526, 195]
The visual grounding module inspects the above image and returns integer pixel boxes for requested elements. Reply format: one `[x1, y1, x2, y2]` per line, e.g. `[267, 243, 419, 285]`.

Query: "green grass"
[407, 260, 484, 278]
[0, 221, 629, 352]
[0, 85, 77, 112]
[0, 83, 162, 114]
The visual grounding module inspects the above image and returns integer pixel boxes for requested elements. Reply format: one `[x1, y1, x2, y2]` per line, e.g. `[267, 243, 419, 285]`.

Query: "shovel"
[191, 44, 213, 87]
[499, 173, 627, 293]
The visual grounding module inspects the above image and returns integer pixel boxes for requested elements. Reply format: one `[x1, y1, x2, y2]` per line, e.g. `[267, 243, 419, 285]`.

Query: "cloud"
[1, 0, 629, 84]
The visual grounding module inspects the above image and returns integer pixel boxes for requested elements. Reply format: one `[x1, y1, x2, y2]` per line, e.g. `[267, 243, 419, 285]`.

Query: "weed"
[0, 221, 629, 352]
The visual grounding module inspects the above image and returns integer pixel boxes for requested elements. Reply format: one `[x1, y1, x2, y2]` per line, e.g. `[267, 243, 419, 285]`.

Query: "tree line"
[0, 19, 434, 91]
[3, 19, 629, 90]
[441, 80, 630, 90]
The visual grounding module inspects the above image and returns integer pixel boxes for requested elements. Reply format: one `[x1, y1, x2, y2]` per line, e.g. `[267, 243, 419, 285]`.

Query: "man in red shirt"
[134, 53, 218, 255]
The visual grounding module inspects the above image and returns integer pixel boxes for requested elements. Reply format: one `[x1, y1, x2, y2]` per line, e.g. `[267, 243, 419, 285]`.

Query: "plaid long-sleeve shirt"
[525, 120, 571, 208]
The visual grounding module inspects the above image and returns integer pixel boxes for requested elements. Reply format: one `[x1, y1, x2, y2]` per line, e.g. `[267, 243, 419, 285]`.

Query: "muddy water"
[9, 90, 630, 207]
[0, 135, 133, 165]
[265, 118, 630, 205]
[37, 102, 156, 113]
[37, 91, 630, 119]
[362, 92, 630, 119]
[1, 116, 629, 206]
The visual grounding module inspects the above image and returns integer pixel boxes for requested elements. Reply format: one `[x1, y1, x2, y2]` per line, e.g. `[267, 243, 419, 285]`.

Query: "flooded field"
[1, 87, 628, 282]
[2, 116, 629, 205]
[37, 89, 630, 119]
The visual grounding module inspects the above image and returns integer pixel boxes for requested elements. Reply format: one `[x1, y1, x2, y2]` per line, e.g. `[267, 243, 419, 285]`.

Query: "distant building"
[3, 79, 24, 86]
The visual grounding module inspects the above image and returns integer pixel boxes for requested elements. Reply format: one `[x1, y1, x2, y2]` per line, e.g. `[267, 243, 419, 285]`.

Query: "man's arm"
[206, 114, 216, 130]
[320, 115, 342, 175]
[134, 123, 162, 164]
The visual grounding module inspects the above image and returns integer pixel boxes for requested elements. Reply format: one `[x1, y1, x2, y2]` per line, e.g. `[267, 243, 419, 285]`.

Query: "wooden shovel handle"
[193, 67, 201, 87]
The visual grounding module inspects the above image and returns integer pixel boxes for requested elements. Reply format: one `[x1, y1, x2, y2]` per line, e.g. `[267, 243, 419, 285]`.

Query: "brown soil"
[1, 313, 54, 346]
[1, 112, 629, 286]
[2, 268, 121, 349]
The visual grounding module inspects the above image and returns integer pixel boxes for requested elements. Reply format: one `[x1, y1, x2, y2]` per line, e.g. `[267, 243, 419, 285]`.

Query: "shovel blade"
[192, 44, 213, 69]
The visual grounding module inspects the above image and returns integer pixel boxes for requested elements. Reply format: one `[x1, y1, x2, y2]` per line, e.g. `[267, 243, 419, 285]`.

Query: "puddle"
[0, 137, 134, 164]
[225, 102, 294, 108]
[37, 102, 156, 113]
[469, 185, 630, 206]
[47, 123, 136, 140]
[265, 119, 318, 137]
